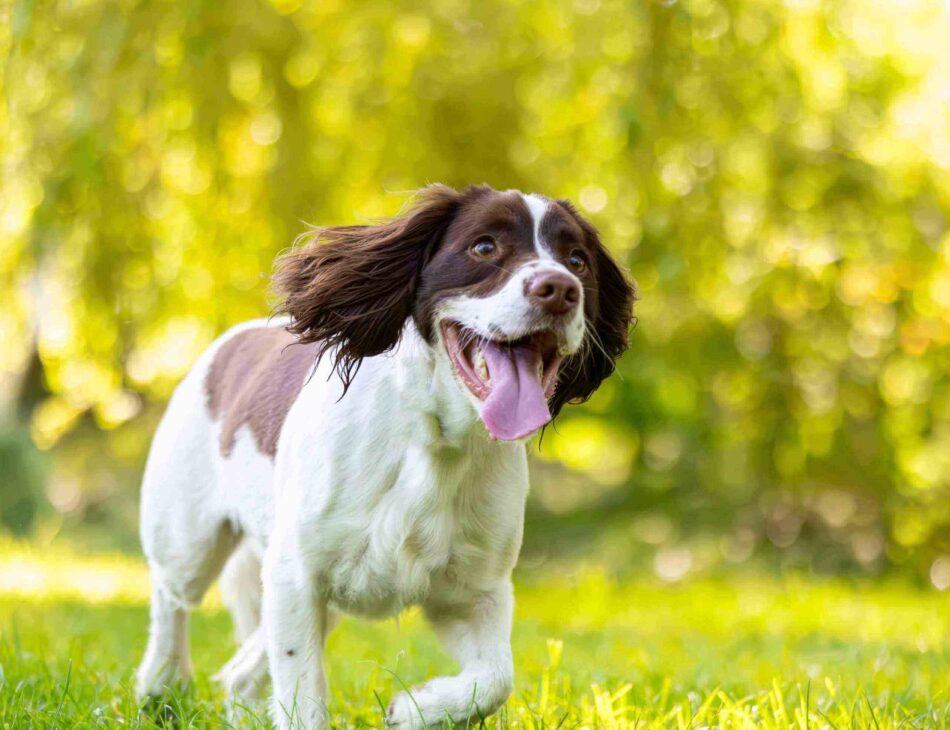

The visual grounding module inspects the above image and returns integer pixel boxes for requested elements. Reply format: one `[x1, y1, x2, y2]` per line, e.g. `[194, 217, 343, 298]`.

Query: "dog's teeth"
[475, 350, 489, 382]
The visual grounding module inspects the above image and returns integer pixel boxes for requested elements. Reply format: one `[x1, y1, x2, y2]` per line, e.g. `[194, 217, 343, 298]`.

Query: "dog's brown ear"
[549, 203, 636, 418]
[273, 184, 463, 388]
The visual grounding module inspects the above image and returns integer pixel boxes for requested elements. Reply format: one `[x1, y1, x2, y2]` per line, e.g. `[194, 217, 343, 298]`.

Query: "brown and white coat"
[136, 185, 635, 729]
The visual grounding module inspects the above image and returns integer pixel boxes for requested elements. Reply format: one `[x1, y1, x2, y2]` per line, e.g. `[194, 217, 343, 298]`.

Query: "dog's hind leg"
[136, 518, 240, 698]
[135, 584, 191, 698]
[135, 333, 246, 699]
[220, 540, 262, 644]
[215, 624, 268, 704]
[215, 541, 269, 706]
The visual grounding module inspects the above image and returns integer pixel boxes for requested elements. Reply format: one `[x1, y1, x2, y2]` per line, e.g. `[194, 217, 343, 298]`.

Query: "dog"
[135, 184, 635, 728]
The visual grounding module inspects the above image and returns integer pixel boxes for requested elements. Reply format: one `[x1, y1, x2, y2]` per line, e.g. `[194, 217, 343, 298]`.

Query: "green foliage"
[0, 426, 47, 536]
[2, 568, 949, 728]
[2, 0, 950, 573]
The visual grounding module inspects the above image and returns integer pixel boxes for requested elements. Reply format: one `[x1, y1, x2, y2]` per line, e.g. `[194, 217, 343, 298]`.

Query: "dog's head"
[274, 184, 635, 441]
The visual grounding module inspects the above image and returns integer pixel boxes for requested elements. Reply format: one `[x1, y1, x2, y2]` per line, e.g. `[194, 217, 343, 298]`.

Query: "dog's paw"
[213, 660, 267, 700]
[212, 632, 268, 700]
[386, 686, 438, 729]
[385, 674, 510, 729]
[385, 679, 478, 729]
[386, 690, 417, 728]
[135, 663, 187, 702]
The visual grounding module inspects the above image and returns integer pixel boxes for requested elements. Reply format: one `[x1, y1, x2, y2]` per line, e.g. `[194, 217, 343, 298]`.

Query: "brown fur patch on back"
[205, 326, 321, 459]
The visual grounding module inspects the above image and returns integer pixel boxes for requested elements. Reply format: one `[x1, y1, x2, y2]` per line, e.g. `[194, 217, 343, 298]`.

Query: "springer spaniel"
[135, 185, 635, 728]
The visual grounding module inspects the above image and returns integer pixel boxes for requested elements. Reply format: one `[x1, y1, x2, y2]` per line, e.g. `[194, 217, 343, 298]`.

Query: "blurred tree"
[1, 0, 948, 576]
[0, 426, 47, 536]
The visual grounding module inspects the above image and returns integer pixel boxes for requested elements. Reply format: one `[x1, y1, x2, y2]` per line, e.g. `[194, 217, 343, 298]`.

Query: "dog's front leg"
[263, 545, 329, 730]
[387, 581, 515, 728]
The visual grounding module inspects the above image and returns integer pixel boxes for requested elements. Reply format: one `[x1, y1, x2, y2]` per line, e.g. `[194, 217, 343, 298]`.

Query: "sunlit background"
[2, 0, 950, 591]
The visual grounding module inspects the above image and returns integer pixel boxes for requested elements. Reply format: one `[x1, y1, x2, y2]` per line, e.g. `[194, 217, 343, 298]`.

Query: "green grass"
[1, 551, 949, 728]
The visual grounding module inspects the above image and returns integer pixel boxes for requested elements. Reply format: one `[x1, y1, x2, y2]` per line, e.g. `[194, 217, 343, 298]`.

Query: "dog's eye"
[568, 250, 587, 273]
[471, 239, 497, 258]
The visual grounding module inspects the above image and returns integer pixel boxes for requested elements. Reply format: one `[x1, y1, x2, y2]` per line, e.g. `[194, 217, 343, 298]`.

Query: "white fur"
[523, 193, 555, 260]
[136, 316, 530, 728]
[437, 258, 586, 360]
[136, 189, 593, 725]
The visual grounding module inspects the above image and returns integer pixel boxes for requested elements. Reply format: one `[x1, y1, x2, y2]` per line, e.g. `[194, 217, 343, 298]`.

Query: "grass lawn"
[1, 545, 949, 728]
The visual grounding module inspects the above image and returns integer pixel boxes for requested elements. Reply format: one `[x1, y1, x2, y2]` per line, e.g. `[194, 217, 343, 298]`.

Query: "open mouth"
[441, 320, 564, 440]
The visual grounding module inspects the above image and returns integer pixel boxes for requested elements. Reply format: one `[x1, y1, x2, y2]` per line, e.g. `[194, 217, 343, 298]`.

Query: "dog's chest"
[320, 450, 500, 617]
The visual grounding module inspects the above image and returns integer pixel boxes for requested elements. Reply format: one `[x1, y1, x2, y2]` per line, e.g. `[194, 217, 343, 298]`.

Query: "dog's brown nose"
[527, 271, 581, 315]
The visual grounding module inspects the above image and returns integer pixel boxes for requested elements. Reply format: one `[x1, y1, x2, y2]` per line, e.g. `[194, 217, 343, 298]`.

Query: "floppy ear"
[273, 184, 463, 388]
[549, 203, 636, 418]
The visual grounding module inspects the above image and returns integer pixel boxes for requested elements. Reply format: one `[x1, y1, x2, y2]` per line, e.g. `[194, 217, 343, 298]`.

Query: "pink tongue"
[479, 341, 552, 441]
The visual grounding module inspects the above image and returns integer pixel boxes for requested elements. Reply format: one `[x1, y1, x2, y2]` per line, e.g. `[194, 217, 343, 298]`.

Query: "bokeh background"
[2, 0, 949, 585]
